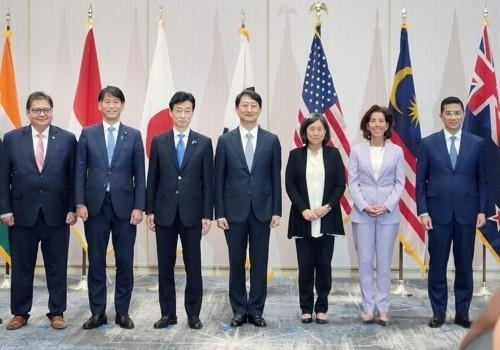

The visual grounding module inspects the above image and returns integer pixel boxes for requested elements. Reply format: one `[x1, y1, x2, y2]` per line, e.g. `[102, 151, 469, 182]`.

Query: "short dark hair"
[235, 88, 262, 108]
[26, 91, 53, 111]
[359, 105, 393, 140]
[299, 113, 331, 146]
[169, 91, 196, 110]
[440, 96, 464, 113]
[98, 85, 125, 103]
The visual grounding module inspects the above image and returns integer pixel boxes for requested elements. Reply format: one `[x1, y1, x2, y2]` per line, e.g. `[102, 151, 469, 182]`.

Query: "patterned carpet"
[0, 270, 496, 349]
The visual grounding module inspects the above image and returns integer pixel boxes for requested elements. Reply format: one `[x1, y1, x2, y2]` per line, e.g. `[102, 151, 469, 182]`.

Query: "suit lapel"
[229, 128, 248, 171]
[96, 124, 109, 167]
[166, 131, 179, 169]
[43, 126, 58, 171]
[111, 124, 127, 165]
[180, 132, 197, 170]
[439, 131, 454, 170]
[22, 126, 38, 172]
[360, 142, 377, 181]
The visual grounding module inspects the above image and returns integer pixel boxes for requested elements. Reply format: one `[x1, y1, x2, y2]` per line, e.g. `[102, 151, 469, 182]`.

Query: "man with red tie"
[0, 91, 77, 330]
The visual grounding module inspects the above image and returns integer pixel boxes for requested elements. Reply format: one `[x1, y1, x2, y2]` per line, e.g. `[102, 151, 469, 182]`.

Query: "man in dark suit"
[75, 86, 145, 330]
[215, 89, 282, 328]
[416, 96, 487, 329]
[0, 91, 77, 330]
[146, 91, 213, 330]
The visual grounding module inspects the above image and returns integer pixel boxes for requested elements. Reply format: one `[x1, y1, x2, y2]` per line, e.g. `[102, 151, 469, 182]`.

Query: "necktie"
[35, 133, 45, 172]
[177, 134, 185, 166]
[107, 126, 116, 165]
[245, 133, 254, 170]
[450, 135, 458, 168]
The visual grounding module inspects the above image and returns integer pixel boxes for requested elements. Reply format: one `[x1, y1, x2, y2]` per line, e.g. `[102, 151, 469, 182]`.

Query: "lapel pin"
[191, 139, 197, 145]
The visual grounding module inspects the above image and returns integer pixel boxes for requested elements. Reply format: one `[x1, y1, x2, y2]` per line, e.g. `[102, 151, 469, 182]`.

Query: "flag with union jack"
[388, 25, 426, 271]
[295, 23, 351, 217]
[464, 21, 500, 262]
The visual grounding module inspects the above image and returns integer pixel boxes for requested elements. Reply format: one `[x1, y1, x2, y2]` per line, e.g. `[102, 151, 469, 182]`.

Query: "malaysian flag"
[464, 21, 500, 262]
[388, 25, 426, 271]
[295, 23, 351, 216]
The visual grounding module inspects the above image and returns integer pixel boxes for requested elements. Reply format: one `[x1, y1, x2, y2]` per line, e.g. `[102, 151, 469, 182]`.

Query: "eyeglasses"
[30, 108, 53, 116]
[442, 110, 463, 118]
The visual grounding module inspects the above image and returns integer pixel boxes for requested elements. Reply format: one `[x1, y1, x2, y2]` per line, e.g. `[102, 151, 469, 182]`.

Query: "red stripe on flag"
[399, 200, 425, 242]
[73, 28, 102, 127]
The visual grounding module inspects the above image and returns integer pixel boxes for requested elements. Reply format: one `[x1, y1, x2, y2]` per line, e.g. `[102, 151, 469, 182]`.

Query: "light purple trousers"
[352, 222, 398, 315]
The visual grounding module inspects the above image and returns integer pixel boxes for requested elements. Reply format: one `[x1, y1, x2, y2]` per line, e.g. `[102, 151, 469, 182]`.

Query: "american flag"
[388, 26, 426, 271]
[464, 22, 500, 262]
[295, 23, 351, 216]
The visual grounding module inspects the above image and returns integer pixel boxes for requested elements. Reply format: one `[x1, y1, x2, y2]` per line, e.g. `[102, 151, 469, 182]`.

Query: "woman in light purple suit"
[348, 105, 405, 326]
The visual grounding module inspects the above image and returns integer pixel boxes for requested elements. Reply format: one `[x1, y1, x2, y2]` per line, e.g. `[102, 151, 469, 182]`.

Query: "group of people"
[0, 87, 488, 337]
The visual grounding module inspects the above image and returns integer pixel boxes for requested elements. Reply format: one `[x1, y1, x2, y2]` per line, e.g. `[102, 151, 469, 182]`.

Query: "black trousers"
[295, 234, 335, 314]
[84, 195, 137, 315]
[427, 216, 475, 317]
[224, 209, 270, 317]
[10, 210, 69, 319]
[155, 210, 203, 317]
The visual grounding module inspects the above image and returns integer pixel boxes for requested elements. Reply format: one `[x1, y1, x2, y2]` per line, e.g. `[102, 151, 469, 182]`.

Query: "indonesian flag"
[72, 27, 102, 130]
[140, 19, 175, 158]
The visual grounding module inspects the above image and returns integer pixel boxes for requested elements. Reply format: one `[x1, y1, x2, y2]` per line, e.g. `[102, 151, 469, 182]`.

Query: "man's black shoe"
[82, 314, 107, 329]
[115, 314, 134, 329]
[428, 315, 446, 328]
[230, 314, 247, 327]
[153, 315, 177, 329]
[454, 315, 472, 329]
[187, 316, 203, 329]
[248, 314, 267, 327]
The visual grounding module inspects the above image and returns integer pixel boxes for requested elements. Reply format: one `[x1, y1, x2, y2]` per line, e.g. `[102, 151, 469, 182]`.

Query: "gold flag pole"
[1, 9, 12, 291]
[391, 7, 412, 297]
[473, 4, 493, 299]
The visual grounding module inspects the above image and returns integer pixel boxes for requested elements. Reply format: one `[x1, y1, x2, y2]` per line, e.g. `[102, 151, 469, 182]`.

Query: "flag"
[70, 22, 102, 253]
[72, 27, 102, 128]
[464, 21, 500, 262]
[295, 23, 352, 217]
[0, 23, 22, 265]
[222, 24, 254, 133]
[140, 19, 175, 158]
[388, 25, 425, 271]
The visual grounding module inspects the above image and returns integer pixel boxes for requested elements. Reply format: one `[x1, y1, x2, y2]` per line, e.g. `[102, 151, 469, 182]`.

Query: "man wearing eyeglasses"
[416, 96, 487, 329]
[0, 91, 77, 330]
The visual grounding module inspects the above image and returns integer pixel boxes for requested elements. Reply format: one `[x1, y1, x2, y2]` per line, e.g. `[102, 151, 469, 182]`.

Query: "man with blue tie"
[215, 89, 282, 328]
[75, 86, 146, 329]
[416, 96, 487, 329]
[0, 92, 77, 330]
[146, 91, 213, 330]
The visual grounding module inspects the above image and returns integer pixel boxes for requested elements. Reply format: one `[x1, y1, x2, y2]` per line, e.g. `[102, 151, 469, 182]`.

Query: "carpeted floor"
[0, 271, 496, 349]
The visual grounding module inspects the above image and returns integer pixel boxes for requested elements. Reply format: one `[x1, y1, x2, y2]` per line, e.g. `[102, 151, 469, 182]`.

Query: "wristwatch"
[325, 203, 332, 211]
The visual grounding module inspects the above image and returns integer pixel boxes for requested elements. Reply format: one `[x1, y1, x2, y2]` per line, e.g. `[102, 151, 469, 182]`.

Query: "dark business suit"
[285, 146, 345, 314]
[0, 125, 76, 319]
[146, 129, 213, 318]
[416, 130, 487, 318]
[75, 123, 145, 316]
[215, 127, 281, 317]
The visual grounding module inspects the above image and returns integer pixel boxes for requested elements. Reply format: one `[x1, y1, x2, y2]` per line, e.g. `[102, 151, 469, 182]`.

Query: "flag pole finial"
[158, 4, 164, 25]
[310, 1, 327, 26]
[240, 10, 246, 28]
[87, 3, 94, 27]
[483, 6, 489, 26]
[5, 9, 10, 29]
[401, 7, 407, 28]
